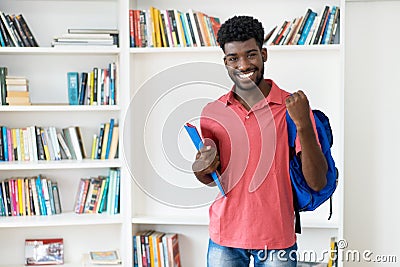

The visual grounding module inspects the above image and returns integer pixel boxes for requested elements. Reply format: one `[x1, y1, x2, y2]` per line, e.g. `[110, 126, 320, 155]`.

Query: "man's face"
[223, 38, 267, 91]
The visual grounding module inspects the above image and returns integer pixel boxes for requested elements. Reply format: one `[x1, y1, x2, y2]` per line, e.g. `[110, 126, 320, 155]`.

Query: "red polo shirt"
[200, 79, 308, 249]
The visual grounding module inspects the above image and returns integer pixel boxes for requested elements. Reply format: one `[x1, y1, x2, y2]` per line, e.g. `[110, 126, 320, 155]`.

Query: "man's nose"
[237, 56, 251, 71]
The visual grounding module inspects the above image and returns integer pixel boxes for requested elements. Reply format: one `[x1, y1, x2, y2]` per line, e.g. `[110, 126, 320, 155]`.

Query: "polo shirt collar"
[224, 79, 284, 107]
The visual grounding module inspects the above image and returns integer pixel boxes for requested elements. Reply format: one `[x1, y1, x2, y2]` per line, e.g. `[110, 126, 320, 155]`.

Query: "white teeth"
[238, 72, 254, 79]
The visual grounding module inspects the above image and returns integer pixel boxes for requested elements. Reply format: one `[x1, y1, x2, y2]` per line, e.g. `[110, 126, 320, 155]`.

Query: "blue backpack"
[286, 109, 338, 234]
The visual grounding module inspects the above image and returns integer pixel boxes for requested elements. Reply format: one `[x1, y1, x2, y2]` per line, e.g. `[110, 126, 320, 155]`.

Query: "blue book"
[297, 11, 317, 45]
[67, 72, 79, 105]
[0, 29, 5, 47]
[109, 63, 115, 105]
[2, 126, 8, 161]
[0, 185, 5, 216]
[113, 168, 120, 214]
[184, 123, 226, 197]
[322, 6, 337, 44]
[35, 175, 47, 215]
[105, 118, 114, 159]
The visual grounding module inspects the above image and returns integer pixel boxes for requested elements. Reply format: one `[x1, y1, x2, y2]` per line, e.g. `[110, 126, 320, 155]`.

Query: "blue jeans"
[207, 239, 297, 267]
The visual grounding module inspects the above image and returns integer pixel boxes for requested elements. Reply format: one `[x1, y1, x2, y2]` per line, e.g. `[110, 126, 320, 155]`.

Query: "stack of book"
[5, 76, 31, 105]
[133, 231, 181, 267]
[129, 7, 221, 48]
[52, 28, 119, 47]
[264, 5, 340, 46]
[0, 11, 39, 47]
[73, 168, 120, 215]
[0, 175, 62, 217]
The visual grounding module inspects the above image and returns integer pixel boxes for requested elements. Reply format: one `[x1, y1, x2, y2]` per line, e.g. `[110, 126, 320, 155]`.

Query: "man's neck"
[233, 79, 271, 110]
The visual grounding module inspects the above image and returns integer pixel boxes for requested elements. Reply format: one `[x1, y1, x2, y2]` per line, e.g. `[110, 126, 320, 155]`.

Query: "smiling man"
[191, 16, 327, 267]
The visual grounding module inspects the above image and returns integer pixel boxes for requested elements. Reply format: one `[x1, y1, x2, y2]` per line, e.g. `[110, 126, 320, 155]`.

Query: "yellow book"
[151, 7, 161, 47]
[17, 178, 24, 216]
[149, 7, 158, 47]
[328, 236, 337, 267]
[40, 129, 51, 161]
[91, 134, 98, 160]
[19, 129, 25, 161]
[149, 234, 155, 267]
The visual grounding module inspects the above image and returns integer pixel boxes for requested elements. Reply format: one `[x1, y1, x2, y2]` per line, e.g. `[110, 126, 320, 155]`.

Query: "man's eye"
[248, 53, 257, 58]
[228, 57, 237, 62]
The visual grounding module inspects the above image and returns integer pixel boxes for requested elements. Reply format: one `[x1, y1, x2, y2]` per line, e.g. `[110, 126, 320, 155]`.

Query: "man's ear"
[261, 47, 268, 62]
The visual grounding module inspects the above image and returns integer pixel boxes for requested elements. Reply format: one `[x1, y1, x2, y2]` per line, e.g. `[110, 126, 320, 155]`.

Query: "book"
[85, 250, 122, 265]
[297, 11, 317, 45]
[165, 233, 181, 267]
[25, 238, 64, 265]
[67, 72, 79, 105]
[15, 14, 39, 47]
[108, 125, 119, 159]
[184, 122, 226, 197]
[0, 12, 19, 47]
[313, 6, 330, 45]
[0, 66, 7, 105]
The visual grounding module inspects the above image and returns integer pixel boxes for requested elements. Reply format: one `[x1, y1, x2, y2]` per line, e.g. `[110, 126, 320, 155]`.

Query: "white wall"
[345, 1, 400, 266]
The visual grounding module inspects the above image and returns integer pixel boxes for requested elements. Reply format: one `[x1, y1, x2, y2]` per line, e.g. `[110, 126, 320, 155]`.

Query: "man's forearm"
[297, 124, 328, 191]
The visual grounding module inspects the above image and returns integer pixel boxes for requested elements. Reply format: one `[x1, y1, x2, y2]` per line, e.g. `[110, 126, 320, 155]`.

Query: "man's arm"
[286, 90, 327, 191]
[192, 145, 219, 186]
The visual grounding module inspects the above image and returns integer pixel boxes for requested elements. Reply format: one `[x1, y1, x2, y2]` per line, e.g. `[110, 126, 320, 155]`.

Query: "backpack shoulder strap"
[286, 110, 297, 147]
[286, 110, 302, 234]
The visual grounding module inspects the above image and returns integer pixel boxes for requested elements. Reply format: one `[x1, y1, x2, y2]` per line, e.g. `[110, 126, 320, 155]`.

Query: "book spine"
[297, 11, 317, 45]
[314, 6, 330, 45]
[7, 128, 12, 161]
[67, 72, 79, 105]
[105, 118, 115, 159]
[47, 179, 56, 215]
[17, 14, 39, 46]
[79, 72, 88, 105]
[0, 18, 11, 47]
[52, 182, 62, 214]
[11, 14, 30, 47]
[0, 67, 8, 105]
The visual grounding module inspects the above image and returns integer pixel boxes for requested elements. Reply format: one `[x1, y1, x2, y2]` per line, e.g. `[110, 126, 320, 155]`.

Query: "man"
[192, 16, 328, 266]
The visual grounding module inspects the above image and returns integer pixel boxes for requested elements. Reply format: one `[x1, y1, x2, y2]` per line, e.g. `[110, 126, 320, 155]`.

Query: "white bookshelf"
[0, 0, 344, 267]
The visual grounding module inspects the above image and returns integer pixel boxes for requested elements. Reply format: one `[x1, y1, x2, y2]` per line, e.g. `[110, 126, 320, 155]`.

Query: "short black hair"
[217, 15, 264, 52]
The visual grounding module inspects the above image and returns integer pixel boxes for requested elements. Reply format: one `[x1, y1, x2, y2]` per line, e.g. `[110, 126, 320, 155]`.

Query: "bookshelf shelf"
[0, 105, 121, 112]
[0, 159, 122, 170]
[0, 212, 123, 228]
[132, 215, 209, 226]
[0, 47, 120, 55]
[129, 44, 341, 54]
